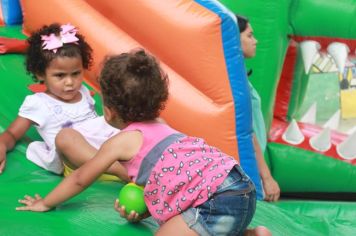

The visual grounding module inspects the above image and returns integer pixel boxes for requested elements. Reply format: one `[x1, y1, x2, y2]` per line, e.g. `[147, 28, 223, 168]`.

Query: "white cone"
[309, 127, 331, 152]
[300, 102, 317, 124]
[336, 130, 356, 160]
[282, 119, 305, 145]
[300, 40, 321, 74]
[327, 42, 350, 73]
[323, 110, 340, 130]
[350, 78, 356, 88]
[346, 126, 356, 135]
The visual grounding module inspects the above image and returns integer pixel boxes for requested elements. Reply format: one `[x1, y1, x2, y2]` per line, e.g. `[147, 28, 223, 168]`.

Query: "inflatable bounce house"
[0, 0, 355, 235]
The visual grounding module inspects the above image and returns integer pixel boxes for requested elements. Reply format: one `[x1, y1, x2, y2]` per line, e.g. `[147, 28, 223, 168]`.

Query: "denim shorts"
[181, 165, 256, 236]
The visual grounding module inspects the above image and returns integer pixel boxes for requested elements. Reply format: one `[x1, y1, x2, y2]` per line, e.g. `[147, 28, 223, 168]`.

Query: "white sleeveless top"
[18, 85, 119, 174]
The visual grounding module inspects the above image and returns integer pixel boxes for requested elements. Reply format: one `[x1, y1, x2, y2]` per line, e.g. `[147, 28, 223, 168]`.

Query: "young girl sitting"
[0, 23, 128, 181]
[17, 49, 270, 236]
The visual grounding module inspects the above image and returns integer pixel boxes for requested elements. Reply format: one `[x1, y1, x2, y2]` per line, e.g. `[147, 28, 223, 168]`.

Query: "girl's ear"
[36, 74, 45, 82]
[103, 106, 116, 122]
[103, 105, 126, 129]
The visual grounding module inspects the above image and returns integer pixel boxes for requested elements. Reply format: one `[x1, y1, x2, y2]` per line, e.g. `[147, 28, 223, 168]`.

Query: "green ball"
[118, 183, 147, 215]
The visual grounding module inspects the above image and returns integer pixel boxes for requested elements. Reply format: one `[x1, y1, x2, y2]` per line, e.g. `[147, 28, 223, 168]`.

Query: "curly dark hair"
[99, 49, 169, 123]
[25, 23, 93, 81]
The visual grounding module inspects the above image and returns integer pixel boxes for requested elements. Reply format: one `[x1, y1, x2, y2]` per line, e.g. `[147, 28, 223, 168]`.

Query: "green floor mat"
[0, 149, 157, 236]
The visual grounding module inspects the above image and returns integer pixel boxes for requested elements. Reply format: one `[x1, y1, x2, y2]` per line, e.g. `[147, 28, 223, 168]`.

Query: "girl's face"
[39, 56, 84, 103]
[240, 23, 257, 58]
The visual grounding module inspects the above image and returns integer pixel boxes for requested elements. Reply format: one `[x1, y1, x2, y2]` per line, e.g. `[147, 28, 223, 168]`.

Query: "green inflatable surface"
[1, 26, 356, 236]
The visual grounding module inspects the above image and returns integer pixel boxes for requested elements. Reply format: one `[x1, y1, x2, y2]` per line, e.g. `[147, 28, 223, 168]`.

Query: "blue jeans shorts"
[181, 165, 256, 236]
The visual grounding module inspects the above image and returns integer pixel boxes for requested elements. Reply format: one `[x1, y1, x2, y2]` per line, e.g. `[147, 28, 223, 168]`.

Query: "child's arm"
[0, 117, 33, 173]
[0, 37, 28, 54]
[253, 134, 280, 201]
[16, 130, 143, 211]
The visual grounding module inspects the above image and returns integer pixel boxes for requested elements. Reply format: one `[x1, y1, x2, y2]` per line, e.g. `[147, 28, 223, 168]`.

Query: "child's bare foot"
[244, 226, 272, 236]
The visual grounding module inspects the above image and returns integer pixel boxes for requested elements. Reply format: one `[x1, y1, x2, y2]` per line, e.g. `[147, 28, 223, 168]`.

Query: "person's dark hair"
[235, 14, 249, 33]
[25, 23, 93, 81]
[235, 14, 253, 76]
[99, 49, 169, 123]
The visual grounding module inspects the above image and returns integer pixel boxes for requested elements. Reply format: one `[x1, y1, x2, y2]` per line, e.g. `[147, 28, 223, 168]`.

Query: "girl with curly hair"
[0, 23, 128, 182]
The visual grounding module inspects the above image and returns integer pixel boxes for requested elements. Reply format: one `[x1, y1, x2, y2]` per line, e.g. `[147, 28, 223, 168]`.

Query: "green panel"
[291, 0, 356, 38]
[0, 25, 27, 38]
[252, 200, 356, 235]
[275, 200, 356, 222]
[268, 142, 356, 192]
[251, 201, 323, 235]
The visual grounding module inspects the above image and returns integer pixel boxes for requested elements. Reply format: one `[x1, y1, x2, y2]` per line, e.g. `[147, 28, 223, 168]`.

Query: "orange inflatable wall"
[20, 0, 239, 158]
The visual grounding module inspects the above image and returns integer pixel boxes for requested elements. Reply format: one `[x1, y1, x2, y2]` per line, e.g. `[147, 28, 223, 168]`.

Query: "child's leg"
[56, 128, 96, 168]
[244, 226, 272, 236]
[55, 128, 129, 181]
[156, 215, 198, 236]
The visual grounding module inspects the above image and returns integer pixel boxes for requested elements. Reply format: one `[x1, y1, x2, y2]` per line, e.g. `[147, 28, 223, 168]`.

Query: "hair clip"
[41, 23, 79, 53]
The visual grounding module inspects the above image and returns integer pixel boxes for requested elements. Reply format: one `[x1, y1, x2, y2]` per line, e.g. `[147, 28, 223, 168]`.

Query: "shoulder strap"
[136, 133, 185, 185]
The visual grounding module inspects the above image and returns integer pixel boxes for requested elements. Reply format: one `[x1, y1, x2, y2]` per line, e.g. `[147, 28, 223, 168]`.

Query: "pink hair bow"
[41, 24, 79, 53]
